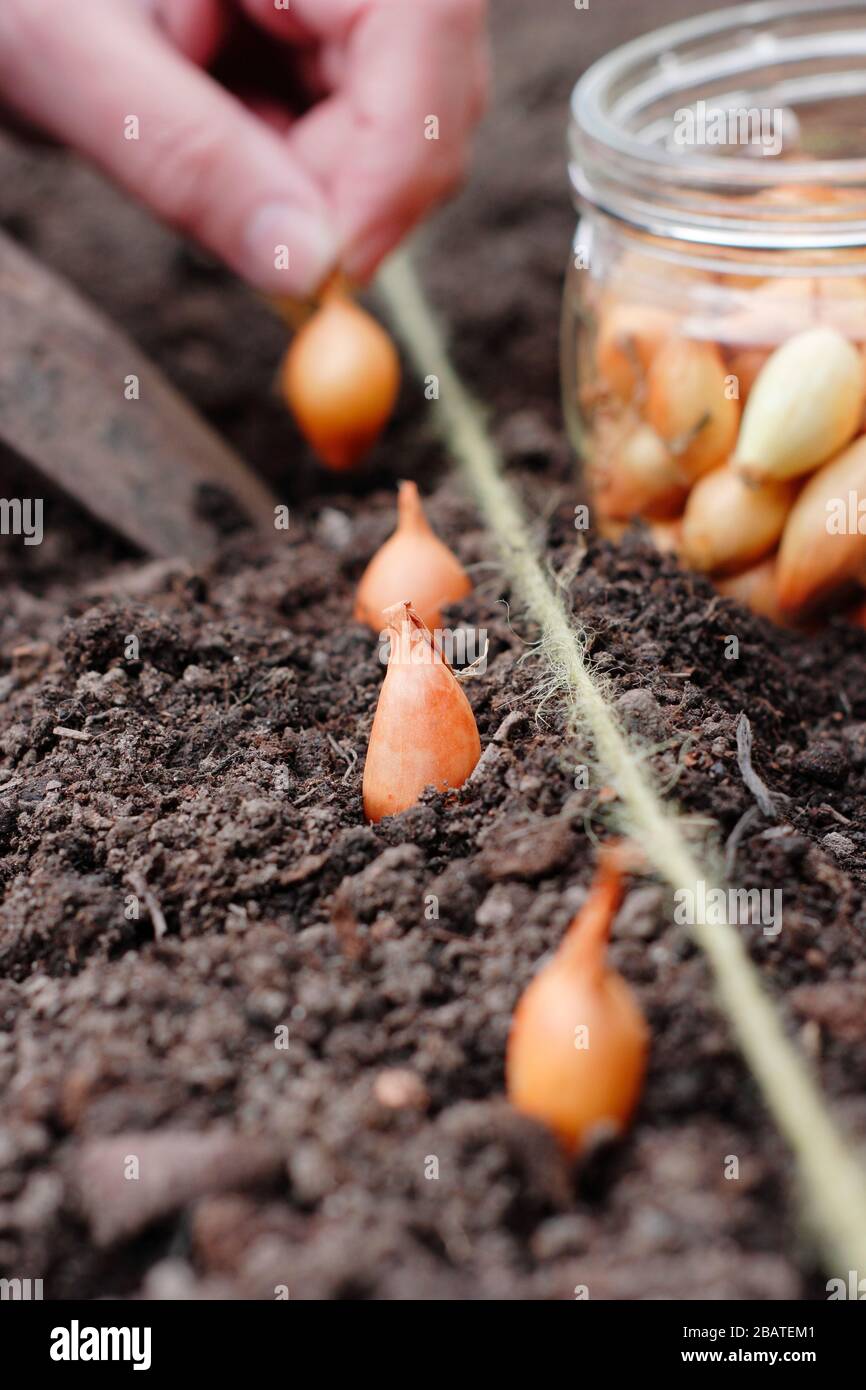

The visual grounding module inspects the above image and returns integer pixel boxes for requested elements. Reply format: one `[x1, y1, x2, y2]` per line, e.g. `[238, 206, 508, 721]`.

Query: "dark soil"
[1, 0, 865, 1301]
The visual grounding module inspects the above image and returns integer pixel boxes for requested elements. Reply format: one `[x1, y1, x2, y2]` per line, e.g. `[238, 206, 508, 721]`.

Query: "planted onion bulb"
[355, 481, 471, 634]
[362, 601, 481, 823]
[281, 285, 400, 471]
[506, 849, 648, 1156]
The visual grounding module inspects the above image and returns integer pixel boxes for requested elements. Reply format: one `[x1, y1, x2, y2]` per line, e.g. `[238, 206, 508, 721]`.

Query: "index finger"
[246, 0, 490, 277]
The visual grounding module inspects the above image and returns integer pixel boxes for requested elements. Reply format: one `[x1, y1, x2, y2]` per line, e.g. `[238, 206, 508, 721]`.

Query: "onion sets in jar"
[594, 417, 686, 520]
[582, 273, 866, 623]
[506, 844, 648, 1156]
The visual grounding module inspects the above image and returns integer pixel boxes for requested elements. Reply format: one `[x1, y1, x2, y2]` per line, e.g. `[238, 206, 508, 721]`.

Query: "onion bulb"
[732, 327, 864, 484]
[777, 434, 866, 614]
[681, 466, 794, 575]
[648, 517, 683, 557]
[726, 348, 771, 404]
[716, 556, 789, 625]
[506, 849, 648, 1156]
[354, 482, 471, 634]
[594, 420, 687, 520]
[281, 286, 400, 471]
[362, 601, 481, 823]
[596, 301, 674, 401]
[720, 277, 866, 346]
[645, 338, 740, 481]
[846, 597, 866, 630]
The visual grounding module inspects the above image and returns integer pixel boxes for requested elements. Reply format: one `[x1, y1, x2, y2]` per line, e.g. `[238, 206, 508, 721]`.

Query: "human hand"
[0, 0, 489, 294]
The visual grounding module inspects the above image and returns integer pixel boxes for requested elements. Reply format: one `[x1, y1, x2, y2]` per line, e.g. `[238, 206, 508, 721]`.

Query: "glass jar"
[563, 0, 866, 627]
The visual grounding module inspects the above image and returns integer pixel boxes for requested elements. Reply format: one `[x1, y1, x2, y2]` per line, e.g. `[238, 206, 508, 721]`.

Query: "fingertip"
[241, 202, 342, 295]
[336, 136, 469, 282]
[154, 0, 227, 65]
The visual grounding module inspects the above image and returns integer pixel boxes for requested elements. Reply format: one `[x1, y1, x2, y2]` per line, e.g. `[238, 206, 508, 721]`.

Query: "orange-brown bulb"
[355, 481, 472, 633]
[506, 852, 648, 1155]
[362, 600, 481, 824]
[645, 338, 740, 482]
[281, 289, 400, 471]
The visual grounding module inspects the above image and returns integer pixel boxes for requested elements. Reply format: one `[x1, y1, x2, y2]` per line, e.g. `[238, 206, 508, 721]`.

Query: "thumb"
[0, 0, 340, 294]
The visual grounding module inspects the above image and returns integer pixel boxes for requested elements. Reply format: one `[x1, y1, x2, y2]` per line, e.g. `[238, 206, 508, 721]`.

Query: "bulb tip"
[397, 480, 427, 526]
[381, 598, 418, 634]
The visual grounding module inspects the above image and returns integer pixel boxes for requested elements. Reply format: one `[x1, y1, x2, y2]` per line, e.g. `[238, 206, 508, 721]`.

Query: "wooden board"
[0, 230, 278, 560]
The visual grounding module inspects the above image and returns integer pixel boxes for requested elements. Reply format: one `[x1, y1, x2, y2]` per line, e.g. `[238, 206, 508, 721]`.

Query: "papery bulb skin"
[362, 601, 481, 824]
[595, 301, 674, 402]
[732, 328, 864, 484]
[681, 466, 794, 575]
[647, 517, 683, 557]
[645, 338, 740, 482]
[777, 434, 866, 614]
[354, 482, 471, 633]
[506, 860, 648, 1156]
[726, 348, 771, 404]
[282, 290, 400, 471]
[594, 419, 687, 521]
[716, 556, 789, 624]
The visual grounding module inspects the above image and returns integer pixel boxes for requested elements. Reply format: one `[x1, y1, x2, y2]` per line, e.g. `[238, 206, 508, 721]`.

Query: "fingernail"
[242, 203, 340, 296]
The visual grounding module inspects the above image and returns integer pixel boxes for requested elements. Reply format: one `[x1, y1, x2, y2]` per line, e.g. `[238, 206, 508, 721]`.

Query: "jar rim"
[571, 0, 866, 250]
